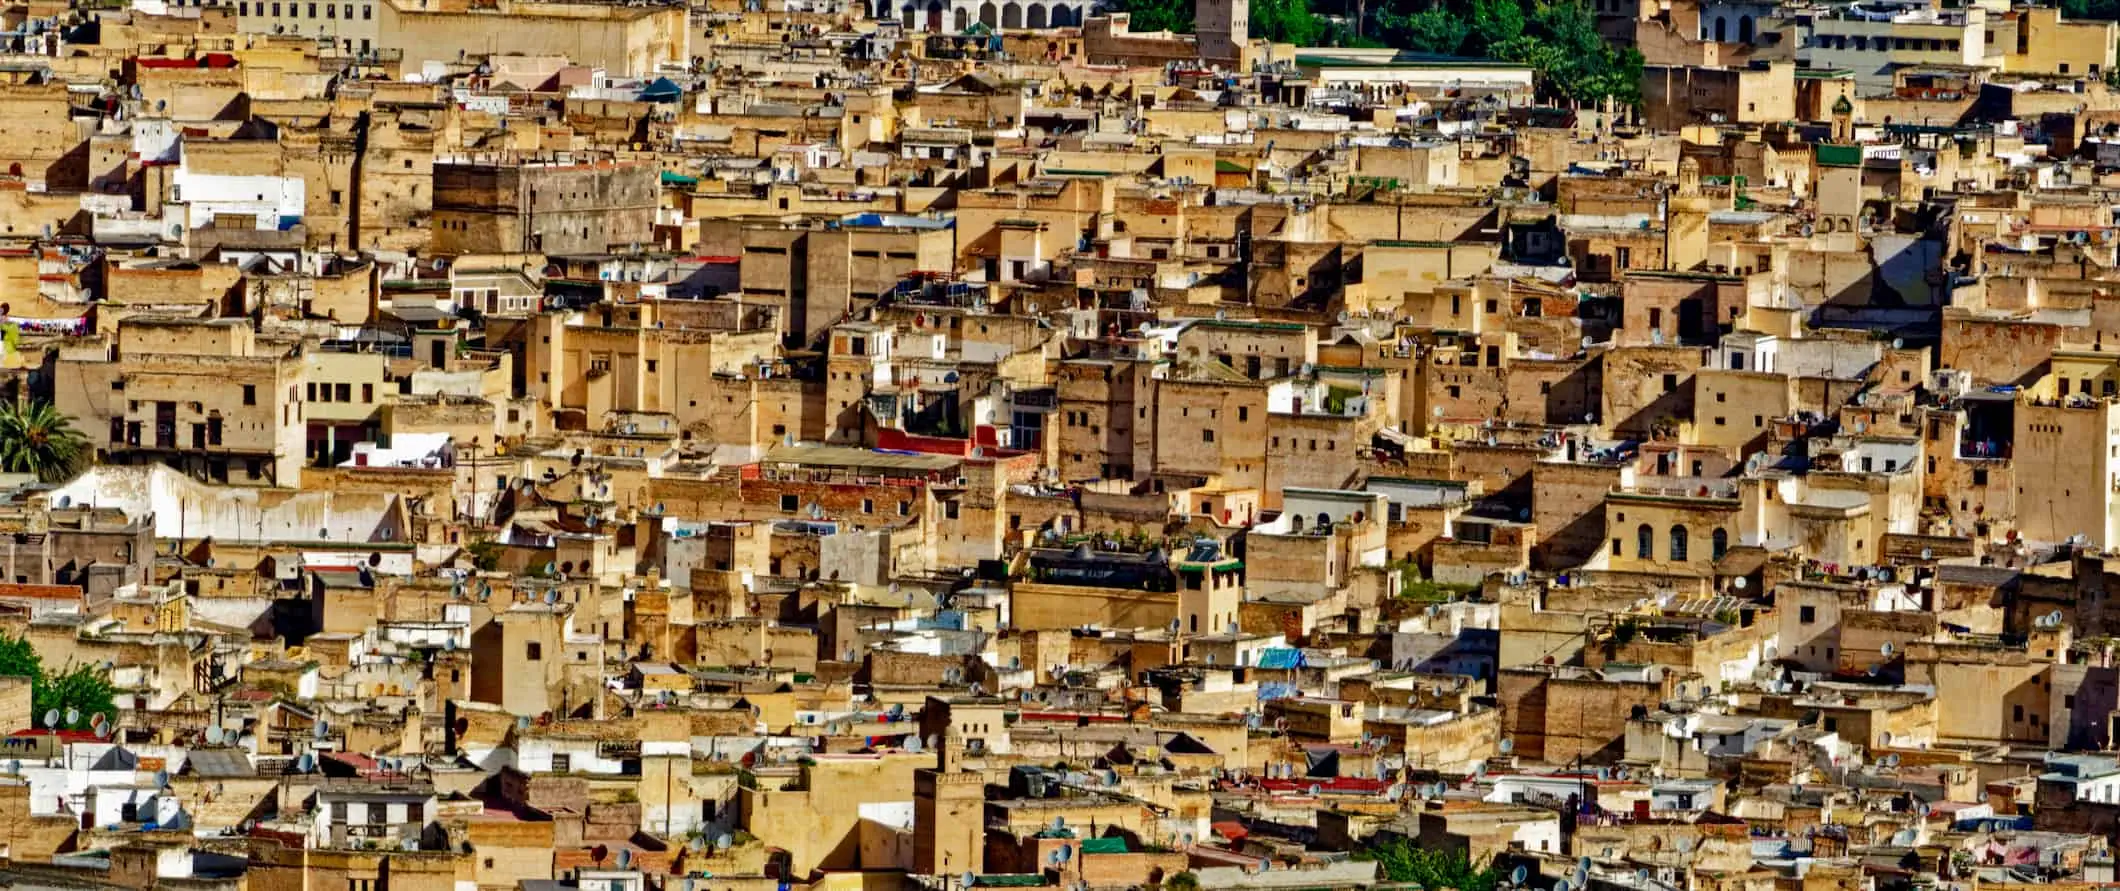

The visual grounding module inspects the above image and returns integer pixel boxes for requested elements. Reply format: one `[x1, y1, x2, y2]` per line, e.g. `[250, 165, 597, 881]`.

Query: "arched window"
[1713, 16, 1727, 41]
[1317, 512, 1331, 530]
[1712, 528, 1730, 560]
[1738, 15, 1754, 41]
[1670, 525, 1690, 561]
[1637, 524, 1654, 558]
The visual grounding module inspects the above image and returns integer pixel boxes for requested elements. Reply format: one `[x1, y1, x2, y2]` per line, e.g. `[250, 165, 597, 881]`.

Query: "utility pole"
[465, 436, 482, 531]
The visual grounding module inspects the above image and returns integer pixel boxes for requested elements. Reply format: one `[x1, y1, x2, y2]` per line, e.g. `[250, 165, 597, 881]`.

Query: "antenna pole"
[468, 437, 481, 532]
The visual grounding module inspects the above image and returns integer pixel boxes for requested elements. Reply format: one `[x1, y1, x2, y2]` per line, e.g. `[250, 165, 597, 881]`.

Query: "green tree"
[1375, 5, 1470, 54]
[2063, 0, 2120, 20]
[1324, 19, 1389, 46]
[0, 635, 116, 729]
[37, 663, 116, 728]
[0, 401, 87, 482]
[1442, 0, 1640, 106]
[0, 634, 36, 681]
[1467, 0, 1525, 53]
[1113, 0, 1192, 32]
[1356, 839, 1501, 891]
[1250, 0, 1322, 44]
[465, 539, 505, 572]
[1491, 33, 1568, 90]
[1530, 0, 1642, 104]
[1533, 0, 1602, 56]
[1163, 873, 1203, 891]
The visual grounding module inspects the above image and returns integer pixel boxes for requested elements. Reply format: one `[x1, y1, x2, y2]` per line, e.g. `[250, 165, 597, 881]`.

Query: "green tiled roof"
[1815, 143, 1861, 168]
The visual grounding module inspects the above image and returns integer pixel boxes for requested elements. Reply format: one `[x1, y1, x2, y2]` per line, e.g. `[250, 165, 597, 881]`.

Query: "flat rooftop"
[762, 445, 960, 472]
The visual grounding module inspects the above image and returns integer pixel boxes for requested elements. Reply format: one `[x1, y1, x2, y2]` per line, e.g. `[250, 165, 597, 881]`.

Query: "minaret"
[914, 727, 986, 878]
[1664, 157, 1714, 272]
[1195, 0, 1248, 66]
[1830, 94, 1854, 143]
[1812, 95, 1861, 235]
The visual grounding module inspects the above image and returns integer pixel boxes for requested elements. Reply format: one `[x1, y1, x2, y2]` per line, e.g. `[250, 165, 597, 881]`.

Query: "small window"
[242, 384, 257, 405]
[526, 642, 542, 660]
[1799, 605, 1817, 624]
[780, 495, 799, 511]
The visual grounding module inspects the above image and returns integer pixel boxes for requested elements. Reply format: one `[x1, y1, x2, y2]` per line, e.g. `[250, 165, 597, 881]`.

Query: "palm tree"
[0, 401, 88, 482]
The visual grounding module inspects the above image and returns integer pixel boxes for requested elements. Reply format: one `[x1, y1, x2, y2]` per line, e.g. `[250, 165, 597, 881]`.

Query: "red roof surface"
[1014, 711, 1127, 724]
[9, 729, 99, 742]
[1252, 777, 1393, 795]
[0, 584, 81, 600]
[136, 55, 239, 69]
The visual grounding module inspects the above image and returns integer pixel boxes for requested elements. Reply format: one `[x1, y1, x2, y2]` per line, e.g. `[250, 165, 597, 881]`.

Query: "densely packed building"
[0, 0, 2118, 888]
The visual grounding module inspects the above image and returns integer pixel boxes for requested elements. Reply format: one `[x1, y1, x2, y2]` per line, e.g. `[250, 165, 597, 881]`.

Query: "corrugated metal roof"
[186, 748, 256, 778]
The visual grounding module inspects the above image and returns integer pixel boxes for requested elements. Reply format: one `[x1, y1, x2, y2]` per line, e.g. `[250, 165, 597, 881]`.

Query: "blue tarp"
[638, 76, 684, 102]
[1256, 648, 1306, 670]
